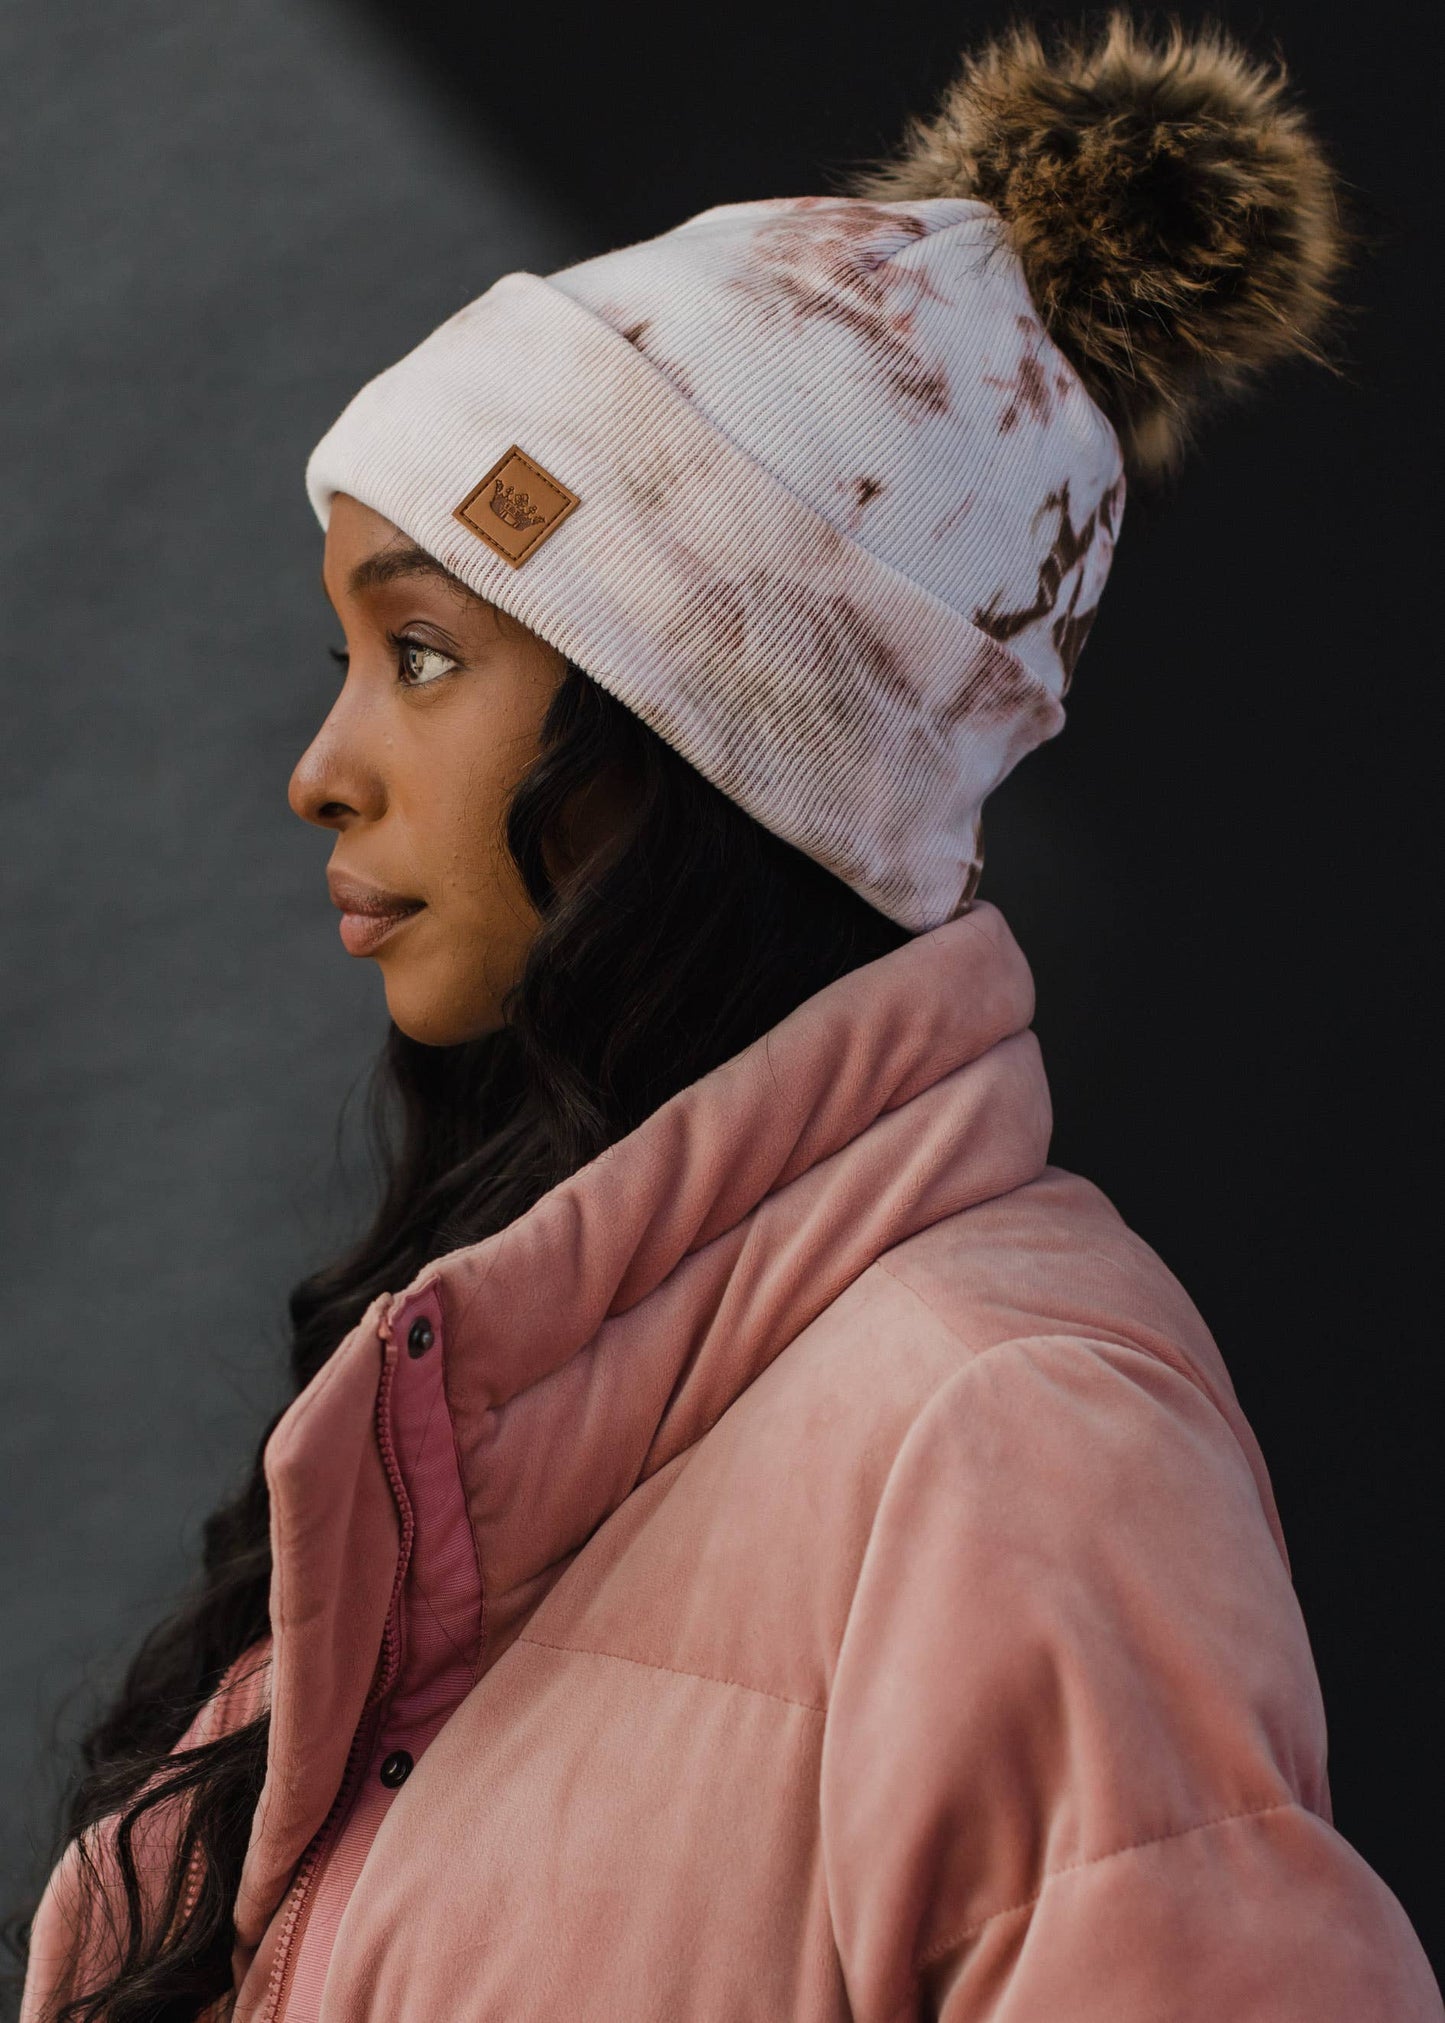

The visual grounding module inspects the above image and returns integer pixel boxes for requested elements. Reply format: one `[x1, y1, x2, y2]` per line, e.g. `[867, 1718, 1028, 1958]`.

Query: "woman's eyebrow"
[346, 542, 470, 597]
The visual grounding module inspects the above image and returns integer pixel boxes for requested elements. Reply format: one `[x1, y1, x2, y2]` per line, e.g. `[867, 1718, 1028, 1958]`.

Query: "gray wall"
[0, 0, 581, 1894]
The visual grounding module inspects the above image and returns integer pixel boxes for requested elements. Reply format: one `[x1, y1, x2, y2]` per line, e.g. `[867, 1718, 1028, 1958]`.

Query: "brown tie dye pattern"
[983, 313, 1065, 433]
[729, 200, 953, 419]
[973, 475, 1126, 687]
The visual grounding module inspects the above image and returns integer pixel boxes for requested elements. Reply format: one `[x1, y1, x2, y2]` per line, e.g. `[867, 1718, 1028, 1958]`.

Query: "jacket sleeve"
[818, 1332, 1441, 2022]
[20, 1640, 272, 2023]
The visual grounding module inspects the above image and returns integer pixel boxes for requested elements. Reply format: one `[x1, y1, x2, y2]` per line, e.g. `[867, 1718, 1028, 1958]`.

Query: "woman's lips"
[337, 903, 424, 957]
[328, 871, 426, 958]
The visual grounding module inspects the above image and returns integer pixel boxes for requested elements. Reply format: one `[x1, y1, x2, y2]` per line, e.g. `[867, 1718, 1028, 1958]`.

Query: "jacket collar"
[238, 900, 1050, 1944]
[431, 899, 1050, 1614]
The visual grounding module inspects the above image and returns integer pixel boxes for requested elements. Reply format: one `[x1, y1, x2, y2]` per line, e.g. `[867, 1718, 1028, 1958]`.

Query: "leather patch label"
[452, 446, 580, 567]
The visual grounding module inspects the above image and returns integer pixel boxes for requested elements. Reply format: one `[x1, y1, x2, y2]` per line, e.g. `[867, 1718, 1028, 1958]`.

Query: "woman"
[17, 15, 1440, 2022]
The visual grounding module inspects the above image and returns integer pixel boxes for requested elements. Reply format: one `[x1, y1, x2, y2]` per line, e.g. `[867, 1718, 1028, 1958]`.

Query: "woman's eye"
[397, 639, 459, 687]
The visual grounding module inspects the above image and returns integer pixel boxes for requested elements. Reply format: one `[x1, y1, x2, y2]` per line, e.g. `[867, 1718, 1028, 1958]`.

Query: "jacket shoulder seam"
[515, 1630, 826, 1715]
[917, 1796, 1301, 1969]
[872, 1258, 1224, 1418]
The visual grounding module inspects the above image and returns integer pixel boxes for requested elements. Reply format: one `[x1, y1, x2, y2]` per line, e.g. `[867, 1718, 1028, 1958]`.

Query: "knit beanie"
[306, 15, 1342, 931]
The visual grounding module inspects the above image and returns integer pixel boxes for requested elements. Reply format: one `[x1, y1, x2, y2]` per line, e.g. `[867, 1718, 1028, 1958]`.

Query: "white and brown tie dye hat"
[307, 14, 1343, 931]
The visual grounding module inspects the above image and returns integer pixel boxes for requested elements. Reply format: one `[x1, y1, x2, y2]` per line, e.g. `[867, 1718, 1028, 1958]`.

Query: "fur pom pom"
[852, 11, 1348, 477]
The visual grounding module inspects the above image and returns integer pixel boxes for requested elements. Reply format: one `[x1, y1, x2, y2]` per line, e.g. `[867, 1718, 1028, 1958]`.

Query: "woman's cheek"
[382, 890, 532, 1045]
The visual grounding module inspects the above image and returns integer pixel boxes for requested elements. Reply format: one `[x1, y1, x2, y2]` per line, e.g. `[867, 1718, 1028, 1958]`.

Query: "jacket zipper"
[257, 1703, 381, 2023]
[367, 1331, 415, 1711]
[257, 1334, 415, 2023]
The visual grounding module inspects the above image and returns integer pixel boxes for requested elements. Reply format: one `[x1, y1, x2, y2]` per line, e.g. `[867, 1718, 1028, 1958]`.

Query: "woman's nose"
[287, 691, 386, 830]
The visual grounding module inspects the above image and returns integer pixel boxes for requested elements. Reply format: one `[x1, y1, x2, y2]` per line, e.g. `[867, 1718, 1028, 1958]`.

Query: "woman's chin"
[380, 961, 510, 1048]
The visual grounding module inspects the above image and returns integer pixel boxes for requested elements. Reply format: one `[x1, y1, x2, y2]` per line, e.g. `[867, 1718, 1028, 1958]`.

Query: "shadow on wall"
[348, 0, 976, 248]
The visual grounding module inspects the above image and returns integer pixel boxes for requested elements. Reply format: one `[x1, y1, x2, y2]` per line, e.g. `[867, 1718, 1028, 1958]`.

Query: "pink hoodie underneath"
[24, 903, 1440, 2021]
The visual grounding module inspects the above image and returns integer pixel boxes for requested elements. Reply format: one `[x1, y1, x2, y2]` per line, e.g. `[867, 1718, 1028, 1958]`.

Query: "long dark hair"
[9, 663, 908, 2023]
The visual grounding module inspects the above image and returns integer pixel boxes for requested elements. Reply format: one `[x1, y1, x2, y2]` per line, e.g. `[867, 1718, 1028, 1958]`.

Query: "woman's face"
[290, 493, 569, 1045]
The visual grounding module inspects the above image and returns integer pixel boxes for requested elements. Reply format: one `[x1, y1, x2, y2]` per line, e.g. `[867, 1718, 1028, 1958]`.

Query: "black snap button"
[406, 1316, 434, 1359]
[379, 1750, 414, 1788]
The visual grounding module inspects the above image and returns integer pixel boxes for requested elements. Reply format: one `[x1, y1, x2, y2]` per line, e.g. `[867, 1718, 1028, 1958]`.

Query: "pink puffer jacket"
[24, 903, 1440, 2021]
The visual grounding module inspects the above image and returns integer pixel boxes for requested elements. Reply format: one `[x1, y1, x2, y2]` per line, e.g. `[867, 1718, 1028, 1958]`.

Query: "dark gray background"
[0, 0, 581, 1899]
[3, 0, 1439, 1974]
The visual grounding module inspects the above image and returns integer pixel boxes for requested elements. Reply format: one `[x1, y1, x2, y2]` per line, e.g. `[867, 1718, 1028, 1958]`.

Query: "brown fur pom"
[852, 11, 1348, 477]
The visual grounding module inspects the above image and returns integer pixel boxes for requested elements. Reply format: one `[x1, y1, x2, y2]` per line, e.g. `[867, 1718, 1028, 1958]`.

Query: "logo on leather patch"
[453, 447, 580, 567]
